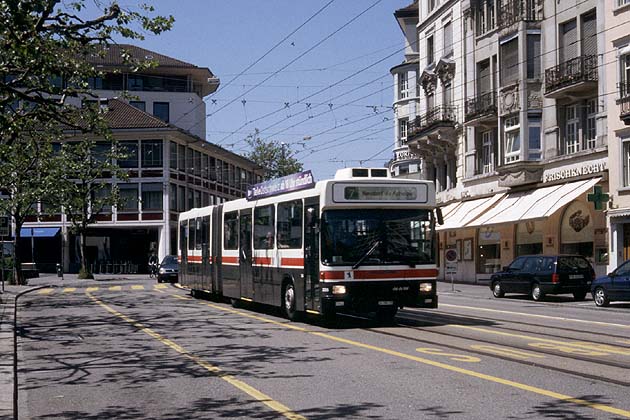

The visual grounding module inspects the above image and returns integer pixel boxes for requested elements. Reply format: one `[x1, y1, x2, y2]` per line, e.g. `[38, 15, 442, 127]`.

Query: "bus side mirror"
[436, 208, 444, 226]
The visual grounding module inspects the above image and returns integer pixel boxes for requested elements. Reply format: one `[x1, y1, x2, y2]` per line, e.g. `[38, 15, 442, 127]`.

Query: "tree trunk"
[78, 229, 93, 279]
[13, 229, 24, 285]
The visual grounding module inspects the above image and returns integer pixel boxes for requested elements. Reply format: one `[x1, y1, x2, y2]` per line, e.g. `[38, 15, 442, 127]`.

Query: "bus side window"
[278, 200, 303, 249]
[223, 211, 238, 250]
[254, 205, 275, 249]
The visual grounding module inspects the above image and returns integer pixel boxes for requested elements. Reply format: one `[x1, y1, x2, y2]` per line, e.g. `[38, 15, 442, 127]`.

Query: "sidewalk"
[0, 273, 149, 419]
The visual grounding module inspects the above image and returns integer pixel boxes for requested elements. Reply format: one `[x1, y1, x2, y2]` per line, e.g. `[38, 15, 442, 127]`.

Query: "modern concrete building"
[19, 46, 263, 274]
[391, 0, 610, 282]
[604, 0, 630, 271]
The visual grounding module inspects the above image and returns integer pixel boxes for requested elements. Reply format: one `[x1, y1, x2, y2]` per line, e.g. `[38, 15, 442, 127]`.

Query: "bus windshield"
[321, 209, 434, 267]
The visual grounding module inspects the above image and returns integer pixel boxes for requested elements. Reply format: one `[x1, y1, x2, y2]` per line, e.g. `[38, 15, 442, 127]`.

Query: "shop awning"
[20, 227, 60, 238]
[437, 193, 505, 231]
[468, 177, 601, 227]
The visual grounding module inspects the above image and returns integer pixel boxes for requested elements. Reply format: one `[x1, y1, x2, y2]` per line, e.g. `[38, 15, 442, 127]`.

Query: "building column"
[158, 225, 169, 261]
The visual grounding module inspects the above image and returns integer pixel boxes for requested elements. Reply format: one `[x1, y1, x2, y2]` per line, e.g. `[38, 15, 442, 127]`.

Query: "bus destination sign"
[246, 170, 315, 201]
[333, 183, 428, 203]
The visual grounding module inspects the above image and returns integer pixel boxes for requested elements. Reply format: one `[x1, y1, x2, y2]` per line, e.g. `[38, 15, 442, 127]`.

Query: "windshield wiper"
[352, 239, 381, 269]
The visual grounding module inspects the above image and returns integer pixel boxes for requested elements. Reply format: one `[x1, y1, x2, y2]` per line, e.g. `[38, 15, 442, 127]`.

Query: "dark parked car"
[490, 255, 594, 301]
[157, 255, 179, 283]
[591, 260, 630, 307]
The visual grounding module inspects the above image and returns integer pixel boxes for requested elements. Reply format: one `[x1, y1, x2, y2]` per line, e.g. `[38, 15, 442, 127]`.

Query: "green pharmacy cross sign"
[587, 185, 609, 211]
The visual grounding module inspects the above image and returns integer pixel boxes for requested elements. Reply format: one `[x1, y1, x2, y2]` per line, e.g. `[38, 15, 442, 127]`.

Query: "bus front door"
[304, 198, 320, 311]
[239, 210, 254, 299]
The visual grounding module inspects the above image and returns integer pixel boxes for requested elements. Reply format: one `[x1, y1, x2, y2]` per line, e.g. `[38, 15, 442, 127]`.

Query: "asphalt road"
[14, 278, 630, 419]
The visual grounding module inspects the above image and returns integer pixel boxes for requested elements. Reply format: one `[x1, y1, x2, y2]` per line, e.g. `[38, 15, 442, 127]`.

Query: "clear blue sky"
[119, 0, 410, 180]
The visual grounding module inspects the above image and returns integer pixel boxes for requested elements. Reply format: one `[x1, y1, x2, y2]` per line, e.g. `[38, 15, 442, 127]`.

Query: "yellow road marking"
[416, 347, 481, 362]
[449, 324, 630, 356]
[38, 288, 54, 295]
[470, 344, 546, 361]
[185, 297, 630, 418]
[86, 292, 305, 420]
[437, 304, 630, 329]
[131, 285, 144, 290]
[86, 287, 99, 292]
[154, 284, 168, 289]
[109, 286, 122, 291]
[62, 288, 76, 293]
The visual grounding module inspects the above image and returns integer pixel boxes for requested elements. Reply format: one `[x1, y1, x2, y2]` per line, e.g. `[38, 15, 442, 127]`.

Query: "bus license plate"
[378, 300, 394, 306]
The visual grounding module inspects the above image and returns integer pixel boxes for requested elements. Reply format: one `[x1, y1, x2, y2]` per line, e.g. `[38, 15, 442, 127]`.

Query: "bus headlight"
[332, 285, 346, 295]
[419, 282, 433, 293]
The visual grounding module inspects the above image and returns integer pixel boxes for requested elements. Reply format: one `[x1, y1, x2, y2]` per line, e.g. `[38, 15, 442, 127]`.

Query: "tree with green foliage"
[0, 0, 173, 283]
[54, 136, 129, 279]
[245, 129, 304, 180]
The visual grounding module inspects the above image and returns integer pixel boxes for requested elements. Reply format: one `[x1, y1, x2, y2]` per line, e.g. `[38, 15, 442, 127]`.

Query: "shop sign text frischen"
[246, 170, 315, 201]
[543, 161, 607, 183]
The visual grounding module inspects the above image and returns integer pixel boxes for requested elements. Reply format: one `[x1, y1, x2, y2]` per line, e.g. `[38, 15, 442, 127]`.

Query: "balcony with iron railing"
[544, 55, 598, 98]
[407, 105, 458, 156]
[498, 0, 541, 31]
[620, 82, 630, 125]
[465, 91, 497, 125]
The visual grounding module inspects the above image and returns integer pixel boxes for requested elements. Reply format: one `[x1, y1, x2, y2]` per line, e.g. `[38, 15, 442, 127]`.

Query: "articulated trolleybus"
[178, 167, 438, 322]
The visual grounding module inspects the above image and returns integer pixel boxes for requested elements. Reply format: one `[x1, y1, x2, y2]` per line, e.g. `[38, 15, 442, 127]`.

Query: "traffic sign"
[0, 216, 9, 237]
[445, 248, 458, 262]
[445, 262, 457, 275]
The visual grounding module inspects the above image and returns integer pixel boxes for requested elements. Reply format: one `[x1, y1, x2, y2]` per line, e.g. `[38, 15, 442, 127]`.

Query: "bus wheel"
[375, 307, 398, 324]
[283, 282, 301, 321]
[231, 298, 241, 308]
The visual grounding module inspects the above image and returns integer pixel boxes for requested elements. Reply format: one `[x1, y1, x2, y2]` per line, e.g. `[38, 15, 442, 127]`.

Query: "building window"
[141, 139, 163, 168]
[443, 21, 453, 56]
[585, 99, 597, 149]
[427, 35, 435, 65]
[118, 183, 138, 213]
[528, 115, 542, 160]
[178, 185, 186, 212]
[118, 141, 138, 168]
[443, 83, 453, 107]
[527, 34, 541, 79]
[624, 138, 630, 187]
[565, 104, 580, 154]
[153, 102, 169, 123]
[500, 37, 519, 86]
[618, 0, 630, 7]
[398, 73, 408, 100]
[169, 142, 177, 169]
[169, 184, 177, 212]
[480, 130, 495, 173]
[427, 93, 435, 111]
[478, 229, 501, 274]
[621, 53, 630, 97]
[428, 0, 436, 12]
[504, 115, 520, 163]
[398, 118, 408, 146]
[141, 183, 163, 211]
[129, 101, 146, 112]
[178, 144, 186, 171]
[559, 19, 578, 63]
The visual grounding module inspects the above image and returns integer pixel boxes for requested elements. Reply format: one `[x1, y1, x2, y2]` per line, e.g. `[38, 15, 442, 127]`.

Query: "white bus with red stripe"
[178, 167, 438, 323]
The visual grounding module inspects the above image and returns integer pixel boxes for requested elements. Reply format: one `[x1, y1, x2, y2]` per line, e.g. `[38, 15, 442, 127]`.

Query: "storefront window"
[516, 221, 542, 256]
[477, 229, 501, 273]
[560, 201, 593, 257]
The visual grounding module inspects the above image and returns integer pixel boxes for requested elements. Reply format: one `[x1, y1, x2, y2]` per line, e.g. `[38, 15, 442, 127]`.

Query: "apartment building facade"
[604, 0, 630, 272]
[20, 46, 263, 274]
[390, 0, 610, 282]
